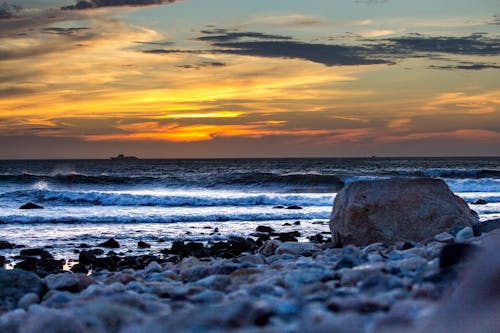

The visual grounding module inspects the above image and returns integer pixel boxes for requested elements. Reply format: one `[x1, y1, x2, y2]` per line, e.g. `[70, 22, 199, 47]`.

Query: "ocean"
[0, 157, 499, 259]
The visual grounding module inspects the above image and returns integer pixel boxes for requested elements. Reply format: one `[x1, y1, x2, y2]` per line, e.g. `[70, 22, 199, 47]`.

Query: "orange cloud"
[423, 91, 500, 115]
[379, 129, 500, 144]
[84, 121, 333, 142]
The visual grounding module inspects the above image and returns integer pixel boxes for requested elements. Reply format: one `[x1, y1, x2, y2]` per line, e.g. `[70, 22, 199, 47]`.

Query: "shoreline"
[1, 220, 499, 332]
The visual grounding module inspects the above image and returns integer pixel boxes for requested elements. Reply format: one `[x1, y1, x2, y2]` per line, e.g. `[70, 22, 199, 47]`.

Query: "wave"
[226, 173, 345, 191]
[0, 211, 330, 224]
[390, 169, 500, 179]
[0, 173, 158, 186]
[3, 190, 335, 207]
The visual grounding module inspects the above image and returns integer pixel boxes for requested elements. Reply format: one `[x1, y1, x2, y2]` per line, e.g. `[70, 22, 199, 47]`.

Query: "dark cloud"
[195, 31, 292, 43]
[0, 2, 22, 19]
[143, 29, 499, 69]
[374, 33, 500, 57]
[429, 63, 500, 70]
[62, 0, 178, 10]
[177, 61, 226, 70]
[490, 15, 500, 25]
[135, 40, 174, 46]
[212, 41, 389, 66]
[42, 27, 90, 36]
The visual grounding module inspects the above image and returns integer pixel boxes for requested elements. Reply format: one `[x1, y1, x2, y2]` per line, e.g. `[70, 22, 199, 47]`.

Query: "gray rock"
[258, 239, 281, 257]
[18, 309, 89, 333]
[456, 226, 474, 242]
[0, 268, 45, 310]
[45, 273, 96, 292]
[17, 293, 40, 310]
[358, 273, 404, 294]
[195, 274, 231, 291]
[434, 232, 455, 243]
[189, 290, 224, 304]
[275, 242, 317, 256]
[472, 218, 500, 236]
[330, 178, 478, 246]
[144, 261, 163, 274]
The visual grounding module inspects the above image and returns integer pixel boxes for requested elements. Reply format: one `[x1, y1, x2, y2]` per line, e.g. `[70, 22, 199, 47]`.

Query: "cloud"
[375, 33, 500, 57]
[248, 14, 327, 27]
[177, 61, 226, 70]
[429, 63, 500, 71]
[195, 31, 292, 43]
[490, 15, 500, 25]
[62, 0, 179, 10]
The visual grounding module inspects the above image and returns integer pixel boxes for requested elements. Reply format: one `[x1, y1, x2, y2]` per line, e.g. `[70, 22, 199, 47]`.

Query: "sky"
[0, 0, 499, 158]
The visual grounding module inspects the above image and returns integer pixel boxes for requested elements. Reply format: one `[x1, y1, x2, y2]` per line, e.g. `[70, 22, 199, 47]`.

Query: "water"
[0, 157, 499, 259]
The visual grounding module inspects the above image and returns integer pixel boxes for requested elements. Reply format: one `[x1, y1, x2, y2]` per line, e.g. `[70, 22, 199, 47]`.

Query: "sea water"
[0, 158, 498, 259]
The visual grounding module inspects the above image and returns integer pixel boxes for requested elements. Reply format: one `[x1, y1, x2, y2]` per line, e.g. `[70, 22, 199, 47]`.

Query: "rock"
[434, 232, 455, 243]
[275, 242, 317, 256]
[98, 238, 120, 248]
[293, 221, 301, 225]
[273, 205, 285, 209]
[70, 264, 88, 274]
[17, 292, 40, 309]
[258, 240, 281, 257]
[20, 248, 49, 257]
[286, 205, 303, 210]
[330, 178, 478, 246]
[45, 273, 96, 292]
[358, 273, 404, 293]
[0, 269, 45, 310]
[144, 261, 162, 274]
[138, 241, 151, 249]
[0, 240, 15, 249]
[439, 243, 478, 269]
[472, 199, 487, 205]
[17, 309, 89, 333]
[455, 226, 474, 242]
[417, 232, 500, 333]
[78, 250, 97, 265]
[196, 274, 231, 291]
[19, 202, 43, 209]
[327, 295, 389, 313]
[472, 218, 500, 236]
[256, 225, 274, 233]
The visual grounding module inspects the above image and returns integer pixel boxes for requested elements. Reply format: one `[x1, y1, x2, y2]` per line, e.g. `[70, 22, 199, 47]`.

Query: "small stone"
[275, 242, 316, 256]
[358, 273, 404, 293]
[439, 243, 478, 269]
[258, 240, 281, 257]
[256, 225, 274, 233]
[0, 240, 16, 249]
[45, 273, 95, 293]
[138, 241, 151, 249]
[0, 269, 45, 310]
[17, 293, 39, 310]
[456, 227, 474, 242]
[434, 232, 455, 243]
[196, 274, 231, 291]
[98, 238, 120, 248]
[144, 261, 163, 274]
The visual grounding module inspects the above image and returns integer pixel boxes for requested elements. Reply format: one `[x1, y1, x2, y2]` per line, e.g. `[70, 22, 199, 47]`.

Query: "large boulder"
[330, 178, 478, 246]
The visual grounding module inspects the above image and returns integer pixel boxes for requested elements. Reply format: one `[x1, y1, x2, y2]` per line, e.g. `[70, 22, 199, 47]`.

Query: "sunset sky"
[1, 0, 499, 158]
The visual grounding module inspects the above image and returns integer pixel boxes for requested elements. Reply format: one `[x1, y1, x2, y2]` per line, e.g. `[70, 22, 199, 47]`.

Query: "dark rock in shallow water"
[0, 240, 15, 249]
[20, 248, 49, 257]
[472, 218, 500, 236]
[286, 205, 303, 210]
[138, 241, 151, 249]
[0, 268, 45, 310]
[0, 255, 5, 266]
[256, 225, 274, 233]
[330, 178, 478, 246]
[273, 205, 285, 209]
[19, 202, 43, 209]
[439, 243, 478, 269]
[70, 263, 88, 274]
[98, 238, 120, 248]
[472, 199, 487, 205]
[78, 250, 97, 265]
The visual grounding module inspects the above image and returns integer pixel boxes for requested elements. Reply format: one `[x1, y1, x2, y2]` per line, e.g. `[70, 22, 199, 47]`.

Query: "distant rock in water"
[329, 178, 478, 246]
[98, 238, 120, 248]
[19, 202, 43, 210]
[472, 199, 488, 205]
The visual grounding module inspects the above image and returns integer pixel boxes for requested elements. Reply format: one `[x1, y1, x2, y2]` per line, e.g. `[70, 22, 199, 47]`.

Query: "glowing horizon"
[0, 0, 499, 158]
